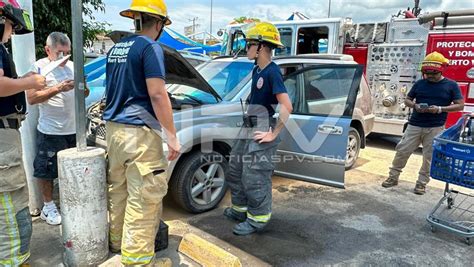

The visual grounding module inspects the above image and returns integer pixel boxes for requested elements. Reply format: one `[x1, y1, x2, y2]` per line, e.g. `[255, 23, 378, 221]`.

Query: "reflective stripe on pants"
[232, 205, 248, 213]
[0, 186, 32, 266]
[106, 122, 168, 265]
[226, 126, 279, 228]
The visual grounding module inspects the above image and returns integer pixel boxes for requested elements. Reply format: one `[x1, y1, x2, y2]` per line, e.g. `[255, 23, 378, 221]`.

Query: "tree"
[33, 0, 109, 57]
[230, 17, 261, 24]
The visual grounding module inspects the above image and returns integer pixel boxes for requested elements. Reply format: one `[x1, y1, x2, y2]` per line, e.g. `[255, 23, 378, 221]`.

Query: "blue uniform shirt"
[103, 35, 166, 126]
[408, 78, 462, 128]
[0, 44, 26, 116]
[247, 62, 287, 117]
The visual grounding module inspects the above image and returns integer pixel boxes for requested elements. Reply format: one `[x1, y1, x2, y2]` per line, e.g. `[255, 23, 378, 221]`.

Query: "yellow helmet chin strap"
[254, 42, 263, 65]
[253, 35, 264, 65]
[156, 20, 164, 41]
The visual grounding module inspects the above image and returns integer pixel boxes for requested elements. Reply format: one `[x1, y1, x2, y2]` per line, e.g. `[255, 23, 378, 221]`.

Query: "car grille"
[95, 124, 106, 140]
[86, 101, 108, 148]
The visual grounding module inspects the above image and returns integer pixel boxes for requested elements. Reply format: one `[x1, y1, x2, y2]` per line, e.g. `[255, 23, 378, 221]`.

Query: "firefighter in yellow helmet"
[382, 51, 464, 194]
[104, 0, 180, 265]
[224, 22, 293, 235]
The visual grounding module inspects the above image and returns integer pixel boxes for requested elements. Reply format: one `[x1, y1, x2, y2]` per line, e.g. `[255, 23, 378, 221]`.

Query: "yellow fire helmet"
[242, 21, 284, 48]
[120, 0, 172, 26]
[421, 51, 450, 72]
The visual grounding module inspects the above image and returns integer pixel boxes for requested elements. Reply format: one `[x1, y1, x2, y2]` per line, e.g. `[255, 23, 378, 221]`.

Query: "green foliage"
[33, 0, 109, 57]
[232, 17, 261, 24]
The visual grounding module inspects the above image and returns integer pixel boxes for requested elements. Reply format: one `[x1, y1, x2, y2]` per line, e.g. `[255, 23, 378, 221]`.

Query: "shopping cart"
[427, 115, 474, 245]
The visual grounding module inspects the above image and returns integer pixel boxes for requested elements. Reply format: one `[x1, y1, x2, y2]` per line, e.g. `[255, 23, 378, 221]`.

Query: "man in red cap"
[382, 51, 464, 194]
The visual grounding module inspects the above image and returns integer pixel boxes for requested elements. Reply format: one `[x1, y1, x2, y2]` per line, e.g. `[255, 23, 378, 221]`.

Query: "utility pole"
[210, 0, 213, 35]
[189, 17, 199, 35]
[71, 0, 87, 151]
[328, 0, 332, 18]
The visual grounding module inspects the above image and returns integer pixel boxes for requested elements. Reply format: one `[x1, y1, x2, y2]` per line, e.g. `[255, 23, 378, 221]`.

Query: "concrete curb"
[178, 233, 242, 267]
[168, 220, 269, 267]
[96, 220, 267, 267]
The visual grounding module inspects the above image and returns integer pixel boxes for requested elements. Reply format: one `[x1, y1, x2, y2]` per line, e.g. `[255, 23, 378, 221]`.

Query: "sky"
[92, 0, 474, 36]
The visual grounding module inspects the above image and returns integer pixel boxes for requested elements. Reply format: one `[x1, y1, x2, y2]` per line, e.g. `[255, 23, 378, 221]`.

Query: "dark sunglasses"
[423, 71, 441, 75]
[246, 42, 259, 50]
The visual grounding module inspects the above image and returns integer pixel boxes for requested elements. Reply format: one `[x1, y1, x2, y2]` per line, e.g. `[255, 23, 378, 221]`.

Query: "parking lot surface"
[30, 135, 474, 266]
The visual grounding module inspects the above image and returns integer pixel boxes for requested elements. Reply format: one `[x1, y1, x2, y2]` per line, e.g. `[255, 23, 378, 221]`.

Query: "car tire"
[170, 150, 228, 213]
[345, 127, 361, 170]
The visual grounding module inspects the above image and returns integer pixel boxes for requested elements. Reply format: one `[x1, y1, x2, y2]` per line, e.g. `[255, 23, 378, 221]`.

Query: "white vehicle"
[222, 6, 474, 136]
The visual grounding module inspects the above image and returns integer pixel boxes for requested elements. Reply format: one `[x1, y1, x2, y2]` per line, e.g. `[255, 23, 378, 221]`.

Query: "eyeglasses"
[246, 42, 259, 50]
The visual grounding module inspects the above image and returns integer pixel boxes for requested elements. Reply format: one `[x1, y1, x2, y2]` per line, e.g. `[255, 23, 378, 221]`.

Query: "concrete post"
[56, 2, 109, 265]
[58, 147, 108, 266]
[11, 0, 43, 216]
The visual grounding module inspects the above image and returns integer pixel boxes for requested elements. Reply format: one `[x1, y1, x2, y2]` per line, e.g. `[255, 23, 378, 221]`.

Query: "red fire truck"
[221, 5, 474, 136]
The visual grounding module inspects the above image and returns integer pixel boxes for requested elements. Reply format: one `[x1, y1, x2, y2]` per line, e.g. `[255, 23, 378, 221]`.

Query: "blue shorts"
[33, 131, 76, 180]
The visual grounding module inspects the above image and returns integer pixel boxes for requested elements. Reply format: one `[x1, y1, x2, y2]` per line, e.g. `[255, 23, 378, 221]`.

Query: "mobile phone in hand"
[418, 103, 429, 109]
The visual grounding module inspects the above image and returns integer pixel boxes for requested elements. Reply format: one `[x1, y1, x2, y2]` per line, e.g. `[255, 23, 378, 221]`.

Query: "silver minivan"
[87, 52, 371, 213]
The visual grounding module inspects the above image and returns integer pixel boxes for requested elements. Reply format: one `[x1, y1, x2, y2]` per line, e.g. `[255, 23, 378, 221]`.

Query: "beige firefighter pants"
[106, 122, 168, 266]
[0, 128, 31, 266]
[388, 124, 444, 185]
[0, 187, 31, 266]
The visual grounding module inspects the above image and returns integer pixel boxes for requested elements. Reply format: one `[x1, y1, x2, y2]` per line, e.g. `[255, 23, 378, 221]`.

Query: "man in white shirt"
[26, 32, 86, 225]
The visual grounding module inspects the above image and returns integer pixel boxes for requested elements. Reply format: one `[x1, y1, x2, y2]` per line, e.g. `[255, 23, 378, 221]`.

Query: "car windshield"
[168, 60, 254, 104]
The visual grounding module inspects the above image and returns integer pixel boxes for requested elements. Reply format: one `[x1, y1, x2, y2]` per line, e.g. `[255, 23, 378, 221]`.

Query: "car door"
[275, 64, 364, 188]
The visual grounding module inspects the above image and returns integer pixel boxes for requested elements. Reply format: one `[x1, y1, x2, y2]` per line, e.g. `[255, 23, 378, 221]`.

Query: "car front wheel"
[345, 127, 361, 170]
[170, 150, 228, 213]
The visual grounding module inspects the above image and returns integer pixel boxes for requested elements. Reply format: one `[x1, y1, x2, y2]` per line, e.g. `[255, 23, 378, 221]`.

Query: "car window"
[272, 65, 300, 113]
[295, 67, 357, 116]
[275, 28, 293, 56]
[280, 65, 299, 105]
[296, 26, 329, 55]
[229, 30, 247, 57]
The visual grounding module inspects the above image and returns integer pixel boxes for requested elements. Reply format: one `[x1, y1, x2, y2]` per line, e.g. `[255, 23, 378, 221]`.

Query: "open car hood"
[106, 31, 221, 101]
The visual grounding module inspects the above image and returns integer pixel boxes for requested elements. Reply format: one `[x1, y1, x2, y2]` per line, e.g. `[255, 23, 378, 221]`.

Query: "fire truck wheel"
[345, 127, 361, 170]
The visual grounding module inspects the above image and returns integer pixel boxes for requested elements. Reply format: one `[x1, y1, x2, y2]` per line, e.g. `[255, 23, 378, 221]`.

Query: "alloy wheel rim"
[346, 135, 358, 164]
[190, 162, 225, 205]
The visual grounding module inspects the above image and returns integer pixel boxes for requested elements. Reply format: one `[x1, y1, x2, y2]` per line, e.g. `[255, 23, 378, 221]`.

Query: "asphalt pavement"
[30, 135, 474, 266]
